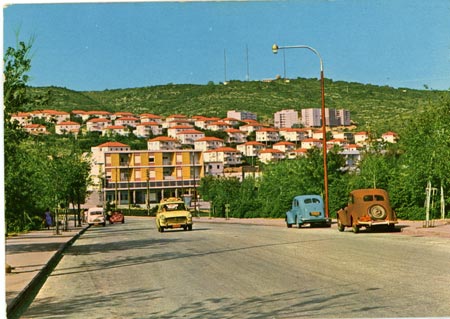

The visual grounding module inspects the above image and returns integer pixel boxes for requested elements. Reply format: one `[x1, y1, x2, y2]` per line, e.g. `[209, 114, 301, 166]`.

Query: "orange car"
[109, 211, 125, 224]
[337, 189, 397, 233]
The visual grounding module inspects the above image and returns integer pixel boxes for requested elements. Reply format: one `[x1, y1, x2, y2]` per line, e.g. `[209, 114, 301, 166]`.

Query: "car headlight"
[159, 215, 166, 221]
[187, 213, 192, 219]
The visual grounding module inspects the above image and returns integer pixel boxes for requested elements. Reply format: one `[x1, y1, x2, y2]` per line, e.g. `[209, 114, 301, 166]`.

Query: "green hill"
[27, 78, 446, 134]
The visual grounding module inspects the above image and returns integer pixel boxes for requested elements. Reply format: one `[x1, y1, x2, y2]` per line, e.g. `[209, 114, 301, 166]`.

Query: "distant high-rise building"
[227, 110, 257, 121]
[301, 108, 350, 127]
[336, 109, 351, 126]
[274, 109, 299, 128]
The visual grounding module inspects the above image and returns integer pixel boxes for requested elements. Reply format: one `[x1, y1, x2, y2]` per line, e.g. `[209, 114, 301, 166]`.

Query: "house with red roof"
[224, 128, 247, 144]
[203, 147, 242, 167]
[176, 129, 205, 145]
[273, 141, 296, 153]
[140, 113, 163, 124]
[24, 124, 47, 135]
[194, 137, 225, 151]
[381, 131, 398, 143]
[167, 125, 194, 139]
[206, 121, 232, 132]
[11, 112, 31, 126]
[115, 116, 139, 128]
[301, 138, 323, 149]
[134, 122, 163, 138]
[256, 127, 280, 143]
[102, 125, 129, 137]
[55, 121, 81, 135]
[258, 148, 285, 163]
[147, 136, 181, 151]
[354, 131, 369, 145]
[278, 128, 308, 143]
[236, 141, 265, 157]
[86, 117, 112, 132]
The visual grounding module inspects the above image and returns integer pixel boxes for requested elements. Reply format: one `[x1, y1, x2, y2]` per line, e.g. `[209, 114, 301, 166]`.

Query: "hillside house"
[176, 129, 205, 145]
[354, 131, 369, 145]
[203, 147, 242, 167]
[86, 118, 112, 132]
[140, 113, 163, 124]
[256, 127, 280, 143]
[273, 141, 296, 153]
[147, 136, 181, 151]
[206, 121, 232, 132]
[11, 112, 31, 126]
[24, 124, 47, 135]
[381, 131, 399, 143]
[301, 138, 323, 149]
[194, 137, 225, 151]
[279, 128, 308, 143]
[258, 148, 285, 163]
[55, 121, 81, 135]
[102, 125, 129, 137]
[236, 141, 265, 157]
[134, 122, 163, 138]
[224, 128, 247, 144]
[167, 125, 194, 139]
[115, 116, 139, 128]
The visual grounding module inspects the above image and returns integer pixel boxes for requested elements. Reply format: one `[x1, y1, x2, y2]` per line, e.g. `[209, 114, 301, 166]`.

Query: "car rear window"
[90, 211, 103, 215]
[304, 198, 320, 204]
[363, 195, 384, 201]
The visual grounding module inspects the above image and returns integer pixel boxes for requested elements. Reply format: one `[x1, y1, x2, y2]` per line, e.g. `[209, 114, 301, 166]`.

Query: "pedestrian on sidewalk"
[44, 208, 53, 230]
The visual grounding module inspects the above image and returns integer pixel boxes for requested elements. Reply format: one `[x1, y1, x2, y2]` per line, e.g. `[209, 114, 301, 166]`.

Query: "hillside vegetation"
[27, 78, 445, 134]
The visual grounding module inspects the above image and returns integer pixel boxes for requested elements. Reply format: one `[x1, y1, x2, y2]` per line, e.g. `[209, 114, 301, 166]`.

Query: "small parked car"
[337, 188, 397, 233]
[108, 211, 125, 224]
[156, 197, 193, 232]
[286, 195, 331, 228]
[86, 207, 106, 227]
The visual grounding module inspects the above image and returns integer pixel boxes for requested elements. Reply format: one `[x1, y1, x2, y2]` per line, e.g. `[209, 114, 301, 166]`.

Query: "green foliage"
[27, 78, 444, 136]
[4, 40, 92, 234]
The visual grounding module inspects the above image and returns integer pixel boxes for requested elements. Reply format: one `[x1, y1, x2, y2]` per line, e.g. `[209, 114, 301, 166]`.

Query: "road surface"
[20, 217, 450, 318]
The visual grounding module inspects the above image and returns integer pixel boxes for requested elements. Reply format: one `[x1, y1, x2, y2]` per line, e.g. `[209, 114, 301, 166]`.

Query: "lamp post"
[272, 43, 329, 218]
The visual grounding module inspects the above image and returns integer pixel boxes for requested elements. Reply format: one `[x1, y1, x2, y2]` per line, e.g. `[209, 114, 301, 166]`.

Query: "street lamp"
[272, 43, 329, 218]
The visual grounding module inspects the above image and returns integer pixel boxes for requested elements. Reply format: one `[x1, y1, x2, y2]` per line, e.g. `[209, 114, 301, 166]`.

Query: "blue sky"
[3, 0, 450, 91]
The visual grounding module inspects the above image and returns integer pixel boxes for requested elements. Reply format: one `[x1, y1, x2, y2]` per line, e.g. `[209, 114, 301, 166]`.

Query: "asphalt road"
[21, 217, 450, 318]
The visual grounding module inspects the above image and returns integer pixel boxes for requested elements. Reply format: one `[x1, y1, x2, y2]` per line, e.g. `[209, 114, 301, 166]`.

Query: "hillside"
[27, 78, 445, 134]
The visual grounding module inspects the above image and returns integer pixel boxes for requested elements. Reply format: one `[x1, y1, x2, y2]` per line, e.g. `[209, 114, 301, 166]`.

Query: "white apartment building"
[203, 147, 242, 167]
[176, 129, 205, 145]
[274, 109, 299, 128]
[147, 136, 181, 151]
[301, 108, 348, 127]
[256, 128, 280, 143]
[55, 121, 81, 135]
[236, 141, 265, 157]
[134, 122, 163, 138]
[194, 137, 225, 151]
[227, 110, 257, 121]
[279, 128, 308, 142]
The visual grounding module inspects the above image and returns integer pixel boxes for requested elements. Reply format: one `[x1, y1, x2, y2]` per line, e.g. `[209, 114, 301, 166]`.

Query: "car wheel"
[122, 219, 125, 224]
[103, 222, 106, 227]
[368, 204, 387, 220]
[187, 225, 193, 231]
[337, 219, 345, 232]
[352, 223, 360, 233]
[158, 226, 164, 232]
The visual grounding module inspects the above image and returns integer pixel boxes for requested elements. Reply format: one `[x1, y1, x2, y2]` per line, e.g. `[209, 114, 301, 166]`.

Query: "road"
[21, 217, 450, 318]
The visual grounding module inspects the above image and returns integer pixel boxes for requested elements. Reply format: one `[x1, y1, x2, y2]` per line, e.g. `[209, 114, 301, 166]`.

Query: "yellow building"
[104, 149, 203, 207]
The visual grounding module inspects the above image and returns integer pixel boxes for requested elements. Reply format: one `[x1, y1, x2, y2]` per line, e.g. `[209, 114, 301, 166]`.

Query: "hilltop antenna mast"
[224, 49, 227, 83]
[246, 44, 250, 81]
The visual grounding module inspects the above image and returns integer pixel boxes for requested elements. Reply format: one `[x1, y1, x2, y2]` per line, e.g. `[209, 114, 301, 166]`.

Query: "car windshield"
[163, 203, 185, 211]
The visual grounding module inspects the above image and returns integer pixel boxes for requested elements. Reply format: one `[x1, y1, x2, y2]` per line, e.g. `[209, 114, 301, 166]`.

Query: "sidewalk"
[193, 217, 450, 238]
[5, 224, 89, 318]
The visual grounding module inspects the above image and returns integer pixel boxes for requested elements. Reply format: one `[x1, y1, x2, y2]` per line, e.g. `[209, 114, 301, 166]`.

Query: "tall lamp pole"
[272, 44, 329, 218]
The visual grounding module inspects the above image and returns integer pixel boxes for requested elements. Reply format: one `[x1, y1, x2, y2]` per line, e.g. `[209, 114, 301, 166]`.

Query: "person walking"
[44, 208, 53, 230]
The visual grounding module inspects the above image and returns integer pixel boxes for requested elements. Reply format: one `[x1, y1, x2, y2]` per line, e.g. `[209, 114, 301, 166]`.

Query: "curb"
[6, 226, 89, 319]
